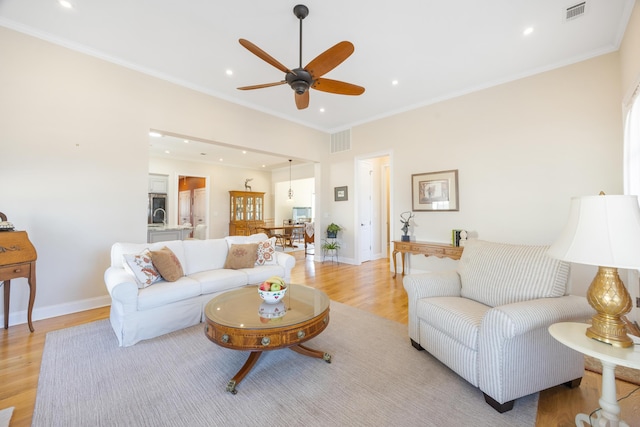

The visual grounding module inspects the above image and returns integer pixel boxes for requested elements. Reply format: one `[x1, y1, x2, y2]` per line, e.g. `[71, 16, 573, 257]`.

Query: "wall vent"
[565, 2, 586, 21]
[330, 129, 351, 153]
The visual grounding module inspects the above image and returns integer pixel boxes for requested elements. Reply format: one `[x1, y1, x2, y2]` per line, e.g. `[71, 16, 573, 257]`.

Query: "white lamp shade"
[548, 195, 640, 269]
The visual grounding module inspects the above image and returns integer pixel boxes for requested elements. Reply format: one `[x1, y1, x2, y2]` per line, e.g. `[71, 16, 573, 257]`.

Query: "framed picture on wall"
[411, 169, 459, 211]
[334, 186, 348, 201]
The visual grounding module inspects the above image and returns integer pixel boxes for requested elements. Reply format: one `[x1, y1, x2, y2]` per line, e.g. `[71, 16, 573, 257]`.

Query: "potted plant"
[321, 239, 341, 256]
[326, 223, 342, 238]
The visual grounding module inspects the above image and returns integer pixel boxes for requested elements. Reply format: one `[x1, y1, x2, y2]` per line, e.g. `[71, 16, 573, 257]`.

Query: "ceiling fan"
[237, 4, 365, 110]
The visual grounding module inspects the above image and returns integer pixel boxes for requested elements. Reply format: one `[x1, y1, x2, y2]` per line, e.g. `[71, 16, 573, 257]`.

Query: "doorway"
[178, 175, 207, 238]
[356, 154, 391, 264]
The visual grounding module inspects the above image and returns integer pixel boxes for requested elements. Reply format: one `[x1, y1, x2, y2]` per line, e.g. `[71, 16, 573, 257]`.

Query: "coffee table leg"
[289, 344, 332, 363]
[227, 351, 263, 394]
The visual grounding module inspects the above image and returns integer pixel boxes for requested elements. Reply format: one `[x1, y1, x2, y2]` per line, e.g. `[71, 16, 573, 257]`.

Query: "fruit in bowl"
[258, 276, 287, 304]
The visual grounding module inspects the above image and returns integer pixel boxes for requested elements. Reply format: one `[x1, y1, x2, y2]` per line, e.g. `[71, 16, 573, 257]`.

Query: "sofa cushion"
[458, 239, 570, 307]
[225, 233, 269, 247]
[242, 264, 286, 285]
[122, 249, 161, 288]
[136, 276, 201, 311]
[224, 243, 259, 269]
[150, 247, 184, 282]
[416, 296, 490, 351]
[112, 240, 186, 271]
[256, 237, 277, 266]
[182, 238, 229, 274]
[190, 269, 249, 295]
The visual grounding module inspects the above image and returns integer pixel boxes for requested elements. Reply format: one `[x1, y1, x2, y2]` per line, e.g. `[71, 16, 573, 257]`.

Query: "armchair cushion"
[458, 239, 570, 307]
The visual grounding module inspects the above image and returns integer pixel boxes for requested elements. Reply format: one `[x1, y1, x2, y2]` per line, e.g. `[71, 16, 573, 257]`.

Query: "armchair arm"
[403, 271, 462, 300]
[104, 267, 139, 312]
[478, 295, 594, 403]
[403, 271, 462, 341]
[482, 295, 594, 339]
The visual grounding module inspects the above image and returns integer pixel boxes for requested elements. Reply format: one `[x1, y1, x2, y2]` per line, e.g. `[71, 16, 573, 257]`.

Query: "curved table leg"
[226, 351, 263, 394]
[27, 263, 36, 332]
[289, 344, 332, 363]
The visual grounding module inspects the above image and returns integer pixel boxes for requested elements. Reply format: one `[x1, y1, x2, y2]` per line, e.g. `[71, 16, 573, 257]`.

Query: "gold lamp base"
[585, 266, 633, 348]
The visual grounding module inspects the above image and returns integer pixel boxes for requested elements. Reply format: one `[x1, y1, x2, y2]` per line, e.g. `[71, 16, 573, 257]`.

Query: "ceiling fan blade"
[237, 81, 286, 90]
[295, 91, 309, 110]
[312, 78, 365, 96]
[239, 39, 294, 75]
[305, 41, 354, 79]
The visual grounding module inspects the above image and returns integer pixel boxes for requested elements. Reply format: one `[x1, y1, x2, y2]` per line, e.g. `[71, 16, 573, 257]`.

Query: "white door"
[359, 161, 373, 262]
[193, 188, 207, 228]
[178, 190, 191, 225]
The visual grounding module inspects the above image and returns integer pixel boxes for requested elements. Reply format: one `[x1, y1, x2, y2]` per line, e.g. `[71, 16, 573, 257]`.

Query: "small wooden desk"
[1, 230, 37, 332]
[392, 240, 463, 278]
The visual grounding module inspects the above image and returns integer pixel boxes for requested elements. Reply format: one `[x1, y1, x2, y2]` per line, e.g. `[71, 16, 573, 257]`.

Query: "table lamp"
[548, 193, 640, 348]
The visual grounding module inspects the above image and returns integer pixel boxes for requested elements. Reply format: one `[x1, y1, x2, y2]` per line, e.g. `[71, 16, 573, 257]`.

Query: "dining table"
[259, 225, 305, 248]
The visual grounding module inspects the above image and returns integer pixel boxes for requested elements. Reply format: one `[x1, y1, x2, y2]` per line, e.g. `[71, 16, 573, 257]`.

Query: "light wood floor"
[1, 255, 639, 426]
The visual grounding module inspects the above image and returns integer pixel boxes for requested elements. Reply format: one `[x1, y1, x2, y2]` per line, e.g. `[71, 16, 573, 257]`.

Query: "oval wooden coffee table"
[204, 284, 331, 394]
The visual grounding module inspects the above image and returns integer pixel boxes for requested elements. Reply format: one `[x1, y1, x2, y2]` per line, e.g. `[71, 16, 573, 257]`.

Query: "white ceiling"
[1, 0, 635, 167]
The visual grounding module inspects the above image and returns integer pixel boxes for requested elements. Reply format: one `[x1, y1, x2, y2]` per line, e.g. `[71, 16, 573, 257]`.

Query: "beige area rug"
[32, 302, 538, 427]
[585, 355, 640, 385]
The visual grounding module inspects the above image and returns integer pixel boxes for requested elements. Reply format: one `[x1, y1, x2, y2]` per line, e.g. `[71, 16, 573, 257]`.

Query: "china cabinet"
[229, 191, 265, 236]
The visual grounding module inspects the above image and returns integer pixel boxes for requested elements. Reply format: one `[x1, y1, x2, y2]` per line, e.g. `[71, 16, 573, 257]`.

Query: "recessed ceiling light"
[183, 140, 189, 143]
[219, 158, 223, 162]
[262, 164, 266, 168]
[164, 150, 170, 154]
[319, 108, 325, 113]
[242, 150, 247, 154]
[226, 69, 233, 76]
[149, 131, 162, 137]
[392, 80, 399, 86]
[523, 27, 534, 36]
[59, 0, 73, 9]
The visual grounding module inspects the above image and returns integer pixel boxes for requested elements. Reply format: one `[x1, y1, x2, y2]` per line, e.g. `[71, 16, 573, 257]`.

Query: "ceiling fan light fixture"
[291, 80, 309, 94]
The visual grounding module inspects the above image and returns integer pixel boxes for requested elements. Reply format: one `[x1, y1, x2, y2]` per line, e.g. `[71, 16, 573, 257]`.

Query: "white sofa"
[403, 239, 594, 413]
[104, 233, 295, 347]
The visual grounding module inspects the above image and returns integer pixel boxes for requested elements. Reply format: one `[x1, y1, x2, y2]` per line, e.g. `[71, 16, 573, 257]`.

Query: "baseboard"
[6, 295, 111, 327]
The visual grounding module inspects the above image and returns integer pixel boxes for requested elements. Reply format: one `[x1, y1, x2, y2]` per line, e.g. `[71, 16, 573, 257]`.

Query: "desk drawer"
[0, 263, 30, 280]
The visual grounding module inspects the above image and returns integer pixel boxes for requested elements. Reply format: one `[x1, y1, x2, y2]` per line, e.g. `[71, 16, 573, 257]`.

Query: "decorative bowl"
[258, 285, 287, 304]
[258, 301, 286, 323]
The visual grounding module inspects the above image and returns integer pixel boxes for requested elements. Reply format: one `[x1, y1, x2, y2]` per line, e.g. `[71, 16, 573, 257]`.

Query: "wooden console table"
[392, 240, 463, 278]
[1, 230, 37, 332]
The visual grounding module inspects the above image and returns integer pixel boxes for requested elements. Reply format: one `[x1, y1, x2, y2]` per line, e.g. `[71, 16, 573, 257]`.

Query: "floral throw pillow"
[224, 243, 259, 269]
[122, 249, 161, 288]
[255, 237, 277, 266]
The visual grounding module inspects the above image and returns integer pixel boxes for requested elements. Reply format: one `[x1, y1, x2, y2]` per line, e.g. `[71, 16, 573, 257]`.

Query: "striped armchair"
[403, 239, 594, 413]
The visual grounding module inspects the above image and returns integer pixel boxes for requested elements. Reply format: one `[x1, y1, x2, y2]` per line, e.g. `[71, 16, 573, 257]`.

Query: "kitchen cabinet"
[148, 174, 168, 194]
[229, 191, 265, 236]
[147, 227, 192, 243]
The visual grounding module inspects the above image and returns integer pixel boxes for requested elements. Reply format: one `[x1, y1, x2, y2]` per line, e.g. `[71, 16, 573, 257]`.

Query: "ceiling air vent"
[330, 129, 351, 154]
[565, 2, 586, 21]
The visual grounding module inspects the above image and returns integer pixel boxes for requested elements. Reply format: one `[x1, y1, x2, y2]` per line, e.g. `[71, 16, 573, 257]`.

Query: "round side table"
[549, 322, 640, 427]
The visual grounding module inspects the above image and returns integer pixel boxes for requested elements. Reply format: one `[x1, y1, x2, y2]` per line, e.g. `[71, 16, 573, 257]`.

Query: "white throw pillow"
[123, 249, 161, 288]
[256, 237, 277, 266]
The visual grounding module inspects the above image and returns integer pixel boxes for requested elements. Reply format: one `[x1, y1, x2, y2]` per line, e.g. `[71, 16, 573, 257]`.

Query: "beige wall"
[620, 2, 640, 103]
[0, 27, 326, 323]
